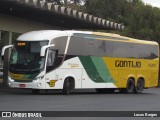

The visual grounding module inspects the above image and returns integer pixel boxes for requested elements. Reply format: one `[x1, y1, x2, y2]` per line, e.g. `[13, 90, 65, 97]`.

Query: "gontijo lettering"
[115, 60, 141, 68]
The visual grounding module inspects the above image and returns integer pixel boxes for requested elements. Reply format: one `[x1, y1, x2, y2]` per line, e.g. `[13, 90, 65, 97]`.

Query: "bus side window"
[46, 49, 57, 72]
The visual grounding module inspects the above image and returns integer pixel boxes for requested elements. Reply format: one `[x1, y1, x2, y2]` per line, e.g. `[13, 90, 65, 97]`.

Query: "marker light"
[17, 42, 26, 46]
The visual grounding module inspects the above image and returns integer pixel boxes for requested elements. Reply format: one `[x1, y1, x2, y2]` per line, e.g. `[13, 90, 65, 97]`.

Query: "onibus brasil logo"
[1, 112, 42, 118]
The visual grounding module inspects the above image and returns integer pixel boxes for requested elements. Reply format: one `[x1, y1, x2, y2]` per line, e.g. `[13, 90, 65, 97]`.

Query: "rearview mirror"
[1, 45, 13, 61]
[40, 44, 55, 57]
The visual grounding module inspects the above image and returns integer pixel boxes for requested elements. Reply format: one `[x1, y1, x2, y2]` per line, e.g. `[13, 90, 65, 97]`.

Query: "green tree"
[44, 0, 160, 44]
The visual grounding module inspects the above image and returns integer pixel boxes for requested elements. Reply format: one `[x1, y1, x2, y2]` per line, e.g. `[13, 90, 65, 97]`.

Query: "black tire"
[63, 78, 73, 95]
[126, 78, 135, 93]
[32, 89, 40, 94]
[120, 78, 134, 94]
[134, 79, 144, 94]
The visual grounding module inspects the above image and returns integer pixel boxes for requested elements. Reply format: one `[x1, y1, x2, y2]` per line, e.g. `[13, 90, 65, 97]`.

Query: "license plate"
[19, 84, 26, 88]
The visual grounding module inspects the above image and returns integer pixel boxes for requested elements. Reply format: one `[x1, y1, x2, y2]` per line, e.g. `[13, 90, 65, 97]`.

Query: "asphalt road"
[0, 88, 160, 120]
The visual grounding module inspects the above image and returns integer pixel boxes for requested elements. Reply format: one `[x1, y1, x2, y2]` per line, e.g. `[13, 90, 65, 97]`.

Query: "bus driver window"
[46, 49, 57, 72]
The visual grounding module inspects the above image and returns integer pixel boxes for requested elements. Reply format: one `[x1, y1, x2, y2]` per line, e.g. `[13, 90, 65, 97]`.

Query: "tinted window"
[67, 35, 158, 59]
[67, 36, 85, 55]
[51, 37, 68, 54]
[136, 44, 158, 59]
[112, 41, 158, 59]
[112, 42, 127, 58]
[87, 39, 97, 56]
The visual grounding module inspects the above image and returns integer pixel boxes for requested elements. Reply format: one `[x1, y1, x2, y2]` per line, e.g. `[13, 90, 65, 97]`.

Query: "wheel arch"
[64, 76, 75, 90]
[128, 77, 136, 85]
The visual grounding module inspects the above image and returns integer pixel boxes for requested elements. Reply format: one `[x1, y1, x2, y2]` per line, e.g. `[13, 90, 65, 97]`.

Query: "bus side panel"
[52, 57, 83, 89]
[46, 56, 158, 90]
[150, 71, 159, 87]
[45, 71, 57, 89]
[55, 68, 83, 89]
[79, 56, 117, 88]
[103, 57, 159, 88]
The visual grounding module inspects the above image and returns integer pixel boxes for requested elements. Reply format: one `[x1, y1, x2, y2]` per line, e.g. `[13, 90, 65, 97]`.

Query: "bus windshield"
[9, 41, 48, 73]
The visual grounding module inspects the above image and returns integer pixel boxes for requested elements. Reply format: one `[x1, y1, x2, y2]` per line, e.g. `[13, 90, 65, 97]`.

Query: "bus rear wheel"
[120, 78, 134, 94]
[62, 77, 74, 95]
[134, 79, 144, 93]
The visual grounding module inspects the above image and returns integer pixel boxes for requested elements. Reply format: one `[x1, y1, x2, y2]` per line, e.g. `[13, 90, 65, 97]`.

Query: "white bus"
[1, 30, 159, 94]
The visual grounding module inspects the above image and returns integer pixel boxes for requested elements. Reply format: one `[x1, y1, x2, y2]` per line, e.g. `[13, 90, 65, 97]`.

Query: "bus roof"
[17, 30, 91, 41]
[17, 30, 158, 45]
[17, 30, 67, 41]
[92, 32, 158, 45]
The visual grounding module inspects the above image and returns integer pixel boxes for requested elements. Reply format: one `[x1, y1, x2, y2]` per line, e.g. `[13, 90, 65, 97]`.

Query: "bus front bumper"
[8, 76, 44, 89]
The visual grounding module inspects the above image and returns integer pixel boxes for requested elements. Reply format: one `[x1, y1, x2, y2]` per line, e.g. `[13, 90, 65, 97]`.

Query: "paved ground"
[0, 88, 160, 120]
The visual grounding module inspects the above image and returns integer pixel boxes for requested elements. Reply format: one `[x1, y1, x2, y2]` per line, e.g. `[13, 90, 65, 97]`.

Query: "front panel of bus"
[8, 36, 68, 89]
[8, 41, 48, 89]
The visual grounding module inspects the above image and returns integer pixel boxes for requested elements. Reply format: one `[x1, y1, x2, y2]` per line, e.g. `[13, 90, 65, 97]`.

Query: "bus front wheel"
[62, 77, 74, 95]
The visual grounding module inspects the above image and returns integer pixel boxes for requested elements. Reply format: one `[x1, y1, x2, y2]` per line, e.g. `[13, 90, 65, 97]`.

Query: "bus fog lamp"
[37, 83, 41, 87]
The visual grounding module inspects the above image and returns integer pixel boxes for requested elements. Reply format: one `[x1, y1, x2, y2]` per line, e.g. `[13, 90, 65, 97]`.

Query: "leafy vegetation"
[84, 0, 160, 43]
[42, 0, 160, 43]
